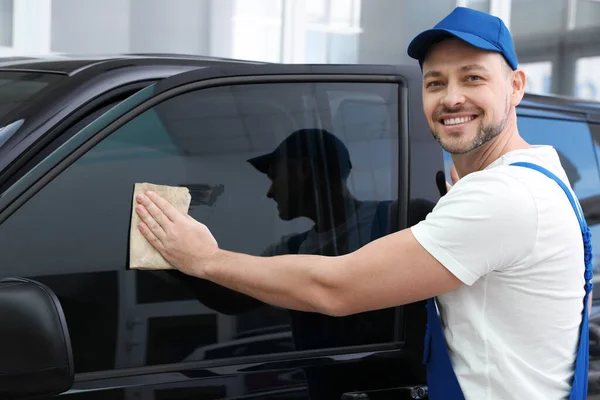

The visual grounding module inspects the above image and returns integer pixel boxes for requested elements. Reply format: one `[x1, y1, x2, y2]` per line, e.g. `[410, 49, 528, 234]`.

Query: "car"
[1, 55, 600, 400]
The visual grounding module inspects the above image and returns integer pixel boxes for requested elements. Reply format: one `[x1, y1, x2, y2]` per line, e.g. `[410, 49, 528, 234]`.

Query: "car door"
[0, 64, 428, 400]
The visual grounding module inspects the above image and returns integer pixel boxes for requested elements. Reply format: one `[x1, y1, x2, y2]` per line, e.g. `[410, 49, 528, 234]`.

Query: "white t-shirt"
[411, 146, 585, 400]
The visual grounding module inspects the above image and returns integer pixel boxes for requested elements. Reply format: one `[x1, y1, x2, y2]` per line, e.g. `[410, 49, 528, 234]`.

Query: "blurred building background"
[1, 0, 599, 101]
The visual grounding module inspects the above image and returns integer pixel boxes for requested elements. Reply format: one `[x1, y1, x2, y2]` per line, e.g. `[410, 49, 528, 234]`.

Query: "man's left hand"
[135, 191, 218, 277]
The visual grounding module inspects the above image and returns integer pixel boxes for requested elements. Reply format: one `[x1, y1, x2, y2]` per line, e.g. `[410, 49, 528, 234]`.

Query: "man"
[134, 7, 591, 399]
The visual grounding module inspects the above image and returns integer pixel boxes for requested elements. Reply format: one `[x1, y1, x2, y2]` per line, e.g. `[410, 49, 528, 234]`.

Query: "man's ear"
[510, 68, 527, 106]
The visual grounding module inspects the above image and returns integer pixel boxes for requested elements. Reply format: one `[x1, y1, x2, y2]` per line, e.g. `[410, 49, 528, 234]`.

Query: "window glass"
[575, 56, 600, 101]
[521, 61, 553, 96]
[305, 0, 327, 22]
[232, 0, 284, 62]
[0, 81, 411, 397]
[0, 71, 64, 123]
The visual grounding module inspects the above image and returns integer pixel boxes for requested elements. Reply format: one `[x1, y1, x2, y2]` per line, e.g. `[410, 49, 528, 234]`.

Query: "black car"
[1, 55, 600, 400]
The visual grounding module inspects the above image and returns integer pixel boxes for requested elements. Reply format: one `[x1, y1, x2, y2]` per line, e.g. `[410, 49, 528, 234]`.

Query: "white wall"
[129, 0, 211, 55]
[0, 0, 12, 47]
[356, 0, 456, 65]
[51, 0, 131, 54]
[0, 0, 52, 56]
[50, 0, 214, 56]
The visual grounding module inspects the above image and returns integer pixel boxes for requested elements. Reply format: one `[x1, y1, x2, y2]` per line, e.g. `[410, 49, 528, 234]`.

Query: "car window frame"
[0, 80, 156, 194]
[0, 73, 410, 227]
[0, 72, 419, 377]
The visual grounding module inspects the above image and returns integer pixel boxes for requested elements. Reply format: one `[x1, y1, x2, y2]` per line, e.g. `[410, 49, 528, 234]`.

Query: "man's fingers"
[136, 204, 167, 240]
[136, 192, 174, 229]
[138, 221, 165, 251]
[144, 191, 186, 222]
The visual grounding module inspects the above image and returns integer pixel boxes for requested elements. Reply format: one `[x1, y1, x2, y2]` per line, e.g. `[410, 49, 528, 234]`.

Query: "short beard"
[432, 96, 510, 155]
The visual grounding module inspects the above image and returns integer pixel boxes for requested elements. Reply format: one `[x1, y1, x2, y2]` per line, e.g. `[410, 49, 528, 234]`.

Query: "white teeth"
[443, 116, 475, 125]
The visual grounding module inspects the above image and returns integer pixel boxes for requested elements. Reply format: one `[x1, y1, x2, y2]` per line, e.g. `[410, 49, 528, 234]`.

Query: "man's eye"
[426, 81, 443, 88]
[466, 75, 482, 82]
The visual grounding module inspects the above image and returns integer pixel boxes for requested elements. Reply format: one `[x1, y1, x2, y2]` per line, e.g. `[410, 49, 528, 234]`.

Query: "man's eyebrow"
[423, 64, 491, 80]
[460, 64, 490, 74]
[423, 70, 442, 80]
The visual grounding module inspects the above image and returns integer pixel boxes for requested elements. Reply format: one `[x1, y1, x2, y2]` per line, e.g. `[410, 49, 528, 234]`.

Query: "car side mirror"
[0, 277, 74, 399]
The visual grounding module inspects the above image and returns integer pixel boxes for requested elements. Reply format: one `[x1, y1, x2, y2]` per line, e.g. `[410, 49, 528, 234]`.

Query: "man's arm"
[204, 229, 461, 316]
[135, 191, 462, 317]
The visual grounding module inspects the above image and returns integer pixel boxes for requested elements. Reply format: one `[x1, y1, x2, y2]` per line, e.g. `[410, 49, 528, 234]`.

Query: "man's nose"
[440, 82, 466, 109]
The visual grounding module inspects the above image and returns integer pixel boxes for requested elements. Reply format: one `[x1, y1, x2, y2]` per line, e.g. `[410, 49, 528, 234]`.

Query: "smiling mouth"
[440, 115, 477, 126]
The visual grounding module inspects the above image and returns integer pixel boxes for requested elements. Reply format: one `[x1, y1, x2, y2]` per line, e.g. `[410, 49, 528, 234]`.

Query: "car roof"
[1, 53, 599, 121]
[0, 53, 265, 75]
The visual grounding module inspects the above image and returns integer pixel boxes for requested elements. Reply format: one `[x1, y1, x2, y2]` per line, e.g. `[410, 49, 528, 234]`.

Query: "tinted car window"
[0, 71, 64, 120]
[0, 81, 407, 383]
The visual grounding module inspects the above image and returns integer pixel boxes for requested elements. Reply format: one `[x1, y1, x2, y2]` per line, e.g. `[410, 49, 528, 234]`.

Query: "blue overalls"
[423, 162, 594, 399]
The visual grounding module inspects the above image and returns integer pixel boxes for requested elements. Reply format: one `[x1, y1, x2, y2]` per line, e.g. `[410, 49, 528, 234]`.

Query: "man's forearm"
[200, 250, 348, 316]
[135, 191, 462, 317]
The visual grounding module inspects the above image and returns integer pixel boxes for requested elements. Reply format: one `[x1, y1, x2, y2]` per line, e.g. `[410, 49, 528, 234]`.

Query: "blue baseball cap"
[407, 7, 518, 70]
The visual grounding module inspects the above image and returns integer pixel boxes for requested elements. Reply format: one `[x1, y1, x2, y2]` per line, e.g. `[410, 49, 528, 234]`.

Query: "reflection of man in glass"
[248, 128, 394, 258]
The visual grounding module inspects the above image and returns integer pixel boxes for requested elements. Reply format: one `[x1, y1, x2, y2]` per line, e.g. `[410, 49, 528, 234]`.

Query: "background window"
[232, 0, 284, 62]
[575, 56, 600, 101]
[300, 0, 362, 64]
[0, 79, 412, 398]
[521, 61, 553, 95]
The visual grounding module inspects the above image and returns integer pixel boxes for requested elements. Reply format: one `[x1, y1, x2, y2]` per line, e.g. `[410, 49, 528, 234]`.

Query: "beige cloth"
[129, 183, 191, 270]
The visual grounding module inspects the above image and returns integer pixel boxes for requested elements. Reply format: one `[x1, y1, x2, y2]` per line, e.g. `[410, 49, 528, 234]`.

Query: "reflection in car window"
[0, 81, 423, 399]
[0, 118, 23, 147]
